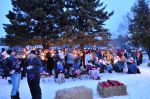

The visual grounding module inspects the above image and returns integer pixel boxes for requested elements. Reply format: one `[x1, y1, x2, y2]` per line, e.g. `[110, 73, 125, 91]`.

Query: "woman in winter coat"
[4, 50, 22, 99]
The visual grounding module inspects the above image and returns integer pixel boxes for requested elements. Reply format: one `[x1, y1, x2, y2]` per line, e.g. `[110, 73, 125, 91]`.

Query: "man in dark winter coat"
[27, 50, 42, 99]
[46, 52, 54, 75]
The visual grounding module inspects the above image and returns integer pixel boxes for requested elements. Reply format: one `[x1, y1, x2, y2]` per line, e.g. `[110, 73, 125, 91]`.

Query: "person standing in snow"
[4, 50, 22, 99]
[130, 49, 136, 61]
[139, 50, 143, 64]
[46, 51, 55, 75]
[65, 49, 76, 77]
[1, 50, 9, 79]
[123, 50, 128, 59]
[0, 48, 5, 65]
[26, 50, 42, 99]
[136, 50, 141, 66]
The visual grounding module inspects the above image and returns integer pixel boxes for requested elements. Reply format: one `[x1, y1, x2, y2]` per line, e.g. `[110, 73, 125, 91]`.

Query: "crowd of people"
[0, 47, 143, 99]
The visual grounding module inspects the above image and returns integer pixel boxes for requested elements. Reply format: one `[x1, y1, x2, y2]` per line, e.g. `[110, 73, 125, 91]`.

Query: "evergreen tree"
[57, 0, 113, 48]
[3, 0, 65, 47]
[128, 0, 150, 59]
[4, 0, 113, 49]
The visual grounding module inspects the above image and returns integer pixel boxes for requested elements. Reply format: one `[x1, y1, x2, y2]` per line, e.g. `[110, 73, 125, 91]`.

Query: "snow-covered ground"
[0, 54, 150, 99]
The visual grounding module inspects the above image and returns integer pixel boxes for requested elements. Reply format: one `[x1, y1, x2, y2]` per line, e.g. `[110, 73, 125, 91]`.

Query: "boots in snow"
[16, 92, 20, 99]
[11, 95, 17, 99]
